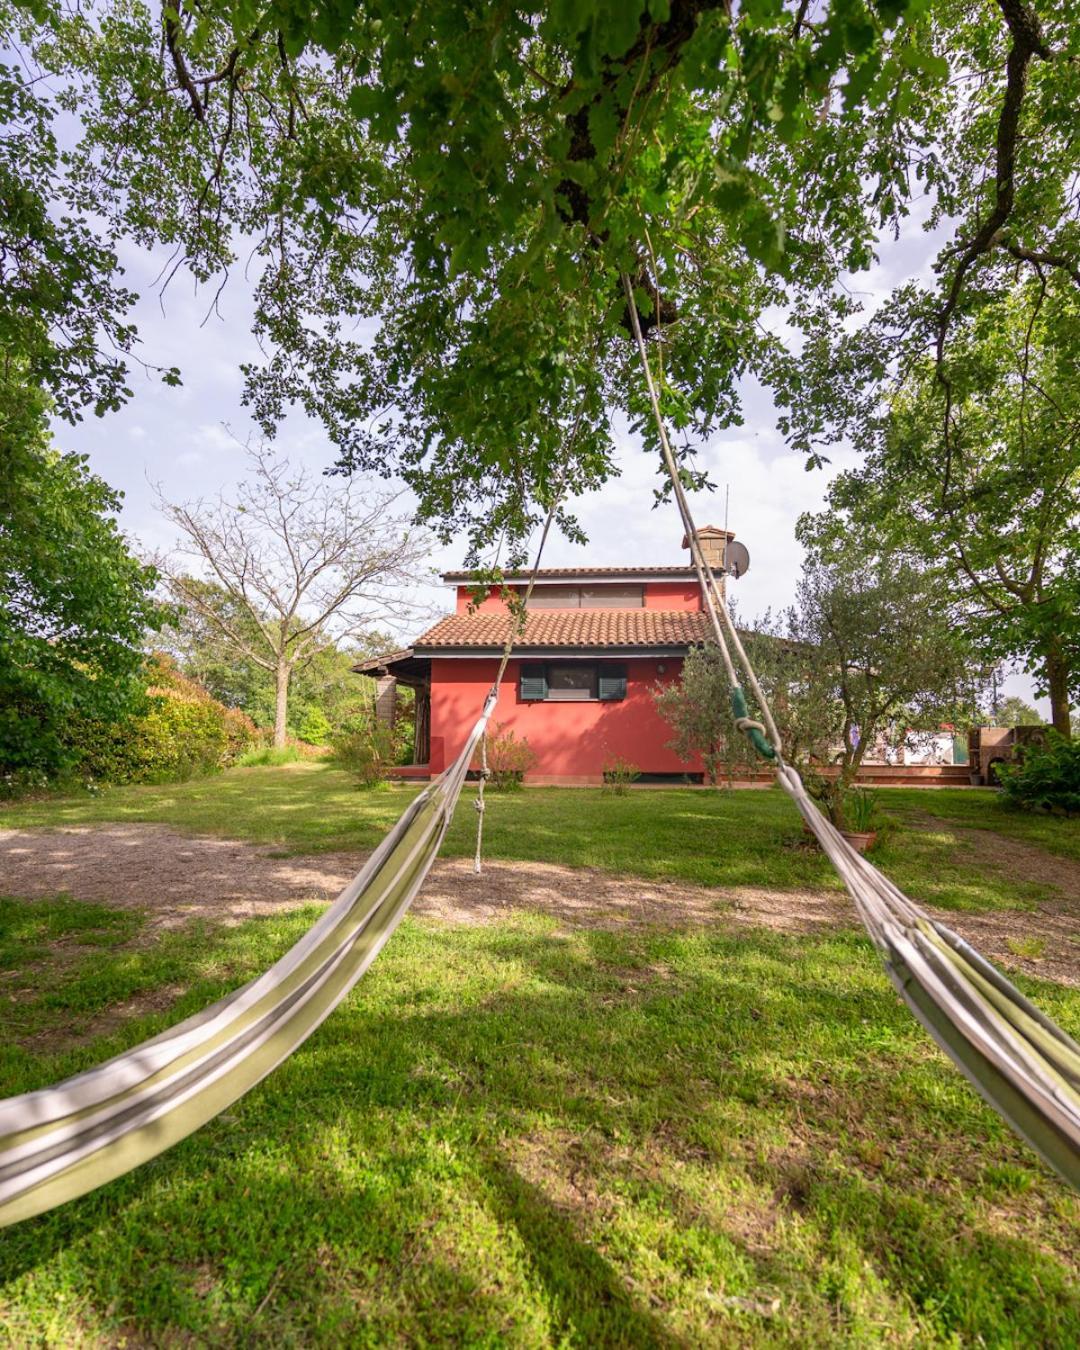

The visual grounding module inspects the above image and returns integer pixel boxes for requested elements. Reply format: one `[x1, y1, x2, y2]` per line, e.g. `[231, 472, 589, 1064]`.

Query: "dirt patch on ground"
[1, 822, 1077, 986]
[946, 820, 1080, 899]
[0, 823, 844, 935]
[902, 817, 1080, 987]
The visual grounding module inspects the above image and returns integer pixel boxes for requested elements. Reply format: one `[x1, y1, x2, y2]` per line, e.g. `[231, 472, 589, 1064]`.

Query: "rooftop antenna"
[720, 483, 750, 580]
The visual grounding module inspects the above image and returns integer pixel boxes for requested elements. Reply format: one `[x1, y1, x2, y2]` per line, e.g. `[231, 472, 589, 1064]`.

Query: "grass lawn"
[2, 764, 1071, 911]
[2, 769, 1078, 1344]
[2, 899, 1078, 1346]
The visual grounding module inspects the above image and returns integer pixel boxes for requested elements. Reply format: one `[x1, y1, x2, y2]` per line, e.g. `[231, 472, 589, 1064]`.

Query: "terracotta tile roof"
[442, 566, 697, 581]
[413, 609, 713, 651]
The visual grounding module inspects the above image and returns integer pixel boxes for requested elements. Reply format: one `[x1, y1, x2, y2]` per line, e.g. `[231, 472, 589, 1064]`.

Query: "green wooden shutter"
[519, 663, 548, 701]
[598, 664, 627, 701]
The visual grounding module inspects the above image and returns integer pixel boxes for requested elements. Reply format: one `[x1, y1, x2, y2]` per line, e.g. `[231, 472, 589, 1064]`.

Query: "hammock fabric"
[618, 273, 1080, 1193]
[780, 765, 1080, 1189]
[0, 692, 496, 1229]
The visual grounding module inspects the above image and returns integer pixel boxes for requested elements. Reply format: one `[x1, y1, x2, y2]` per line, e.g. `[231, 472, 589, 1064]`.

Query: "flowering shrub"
[482, 723, 537, 790]
[602, 758, 641, 794]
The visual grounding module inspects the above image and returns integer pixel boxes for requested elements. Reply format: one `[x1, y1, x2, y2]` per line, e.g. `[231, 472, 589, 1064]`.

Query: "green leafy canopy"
[6, 1, 1078, 565]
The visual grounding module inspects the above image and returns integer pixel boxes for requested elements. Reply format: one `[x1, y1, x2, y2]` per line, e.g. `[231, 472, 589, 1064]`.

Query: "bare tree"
[156, 447, 432, 747]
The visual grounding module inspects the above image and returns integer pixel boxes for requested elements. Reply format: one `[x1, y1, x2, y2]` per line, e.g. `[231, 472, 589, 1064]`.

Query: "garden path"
[2, 821, 1077, 987]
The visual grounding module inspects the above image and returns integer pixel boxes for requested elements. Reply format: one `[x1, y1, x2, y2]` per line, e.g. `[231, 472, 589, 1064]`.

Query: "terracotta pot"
[840, 829, 877, 853]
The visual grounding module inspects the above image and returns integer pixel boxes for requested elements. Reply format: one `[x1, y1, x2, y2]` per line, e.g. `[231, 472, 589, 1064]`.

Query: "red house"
[358, 528, 740, 785]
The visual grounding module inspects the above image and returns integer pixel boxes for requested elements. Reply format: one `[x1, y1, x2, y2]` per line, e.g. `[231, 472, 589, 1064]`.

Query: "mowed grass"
[886, 786, 1080, 863]
[2, 765, 1071, 912]
[1, 896, 1078, 1346]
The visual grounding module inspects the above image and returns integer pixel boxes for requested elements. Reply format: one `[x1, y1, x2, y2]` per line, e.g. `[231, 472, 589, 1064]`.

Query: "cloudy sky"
[60, 220, 1043, 713]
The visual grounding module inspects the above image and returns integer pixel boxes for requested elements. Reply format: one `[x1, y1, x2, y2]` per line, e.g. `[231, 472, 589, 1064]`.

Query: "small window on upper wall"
[580, 585, 643, 609]
[525, 585, 581, 609]
[526, 584, 645, 609]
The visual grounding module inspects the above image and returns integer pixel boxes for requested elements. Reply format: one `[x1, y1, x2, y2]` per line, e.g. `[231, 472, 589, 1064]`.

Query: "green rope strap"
[731, 688, 776, 761]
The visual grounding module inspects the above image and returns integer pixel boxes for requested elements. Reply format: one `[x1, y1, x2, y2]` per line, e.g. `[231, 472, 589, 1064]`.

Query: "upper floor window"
[526, 584, 644, 610]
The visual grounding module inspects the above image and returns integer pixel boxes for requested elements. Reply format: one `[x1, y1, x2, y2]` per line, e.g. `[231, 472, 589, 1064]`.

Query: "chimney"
[681, 525, 736, 572]
[682, 526, 736, 602]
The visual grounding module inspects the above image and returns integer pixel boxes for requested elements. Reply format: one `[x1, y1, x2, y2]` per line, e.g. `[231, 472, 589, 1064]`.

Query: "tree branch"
[164, 12, 206, 122]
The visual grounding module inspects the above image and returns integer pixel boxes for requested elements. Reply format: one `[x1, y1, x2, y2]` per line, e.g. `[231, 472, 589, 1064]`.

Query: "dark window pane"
[547, 664, 595, 700]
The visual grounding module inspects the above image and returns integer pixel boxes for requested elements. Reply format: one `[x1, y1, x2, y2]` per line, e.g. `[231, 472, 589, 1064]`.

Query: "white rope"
[620, 270, 1080, 1188]
[620, 273, 784, 755]
[473, 732, 489, 874]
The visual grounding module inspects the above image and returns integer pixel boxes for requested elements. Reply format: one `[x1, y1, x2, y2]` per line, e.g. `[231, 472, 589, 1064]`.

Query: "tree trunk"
[273, 662, 291, 749]
[1045, 643, 1072, 739]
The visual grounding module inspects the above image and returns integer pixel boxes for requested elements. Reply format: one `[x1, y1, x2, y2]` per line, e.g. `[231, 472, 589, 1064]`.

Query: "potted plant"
[803, 776, 879, 852]
[837, 786, 878, 852]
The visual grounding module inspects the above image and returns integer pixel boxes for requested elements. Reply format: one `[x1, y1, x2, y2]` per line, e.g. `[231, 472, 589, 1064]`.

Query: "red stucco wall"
[642, 581, 701, 610]
[454, 585, 520, 613]
[454, 579, 702, 613]
[429, 655, 701, 783]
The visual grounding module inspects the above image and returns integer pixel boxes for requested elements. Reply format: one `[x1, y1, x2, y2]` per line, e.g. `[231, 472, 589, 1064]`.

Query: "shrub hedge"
[1000, 733, 1080, 816]
[63, 654, 258, 787]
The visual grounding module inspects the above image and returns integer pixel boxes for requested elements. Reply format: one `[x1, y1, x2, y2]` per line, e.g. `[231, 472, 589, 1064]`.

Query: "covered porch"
[352, 648, 436, 777]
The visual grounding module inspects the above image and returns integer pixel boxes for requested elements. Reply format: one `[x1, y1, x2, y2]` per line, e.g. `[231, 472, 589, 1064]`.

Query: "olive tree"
[653, 644, 749, 786]
[657, 541, 985, 804]
[766, 543, 986, 786]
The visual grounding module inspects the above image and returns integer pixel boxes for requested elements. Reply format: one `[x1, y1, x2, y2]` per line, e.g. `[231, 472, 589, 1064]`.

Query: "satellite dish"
[722, 540, 750, 579]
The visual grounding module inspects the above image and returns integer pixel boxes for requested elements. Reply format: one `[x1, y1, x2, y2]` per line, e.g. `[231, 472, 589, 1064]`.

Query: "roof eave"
[441, 569, 699, 584]
[414, 645, 697, 659]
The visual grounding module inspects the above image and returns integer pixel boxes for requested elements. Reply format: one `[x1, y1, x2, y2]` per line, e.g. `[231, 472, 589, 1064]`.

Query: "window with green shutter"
[519, 664, 548, 701]
[518, 663, 628, 701]
[598, 664, 627, 701]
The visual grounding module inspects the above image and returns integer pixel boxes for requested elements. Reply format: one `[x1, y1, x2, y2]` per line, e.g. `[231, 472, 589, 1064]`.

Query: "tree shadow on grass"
[477, 1152, 678, 1348]
[2, 920, 1078, 1345]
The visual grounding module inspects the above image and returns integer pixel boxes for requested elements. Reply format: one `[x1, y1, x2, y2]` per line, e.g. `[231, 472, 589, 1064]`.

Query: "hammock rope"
[620, 271, 1080, 1190]
[472, 432, 576, 874]
[0, 420, 573, 1227]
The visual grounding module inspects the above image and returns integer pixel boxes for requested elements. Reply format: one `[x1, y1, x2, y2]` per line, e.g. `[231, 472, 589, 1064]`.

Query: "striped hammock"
[2, 697, 1078, 1226]
[779, 763, 1080, 1190]
[0, 693, 496, 1229]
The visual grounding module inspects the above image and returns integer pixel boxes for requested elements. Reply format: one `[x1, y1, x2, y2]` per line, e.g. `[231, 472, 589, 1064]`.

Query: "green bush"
[331, 723, 402, 787]
[999, 733, 1080, 816]
[481, 723, 537, 790]
[296, 706, 333, 746]
[62, 654, 258, 786]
